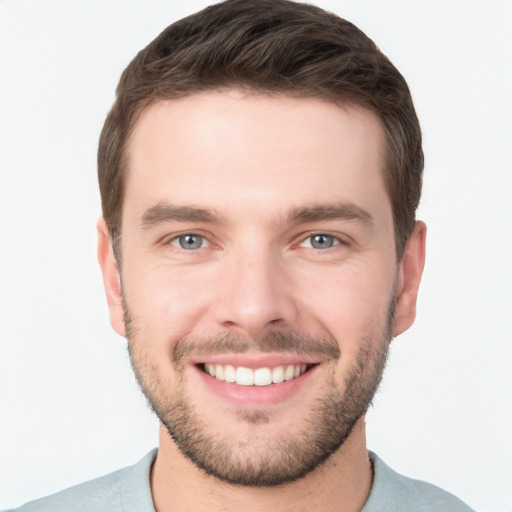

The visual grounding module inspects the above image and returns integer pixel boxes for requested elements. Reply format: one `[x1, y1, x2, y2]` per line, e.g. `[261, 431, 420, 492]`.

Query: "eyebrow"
[140, 201, 373, 229]
[287, 203, 373, 226]
[140, 203, 222, 228]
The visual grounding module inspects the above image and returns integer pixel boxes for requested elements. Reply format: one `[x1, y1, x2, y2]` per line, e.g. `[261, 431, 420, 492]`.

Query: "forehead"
[124, 91, 390, 226]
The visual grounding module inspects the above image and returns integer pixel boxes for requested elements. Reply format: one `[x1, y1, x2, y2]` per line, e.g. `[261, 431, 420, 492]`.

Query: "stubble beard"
[124, 297, 393, 487]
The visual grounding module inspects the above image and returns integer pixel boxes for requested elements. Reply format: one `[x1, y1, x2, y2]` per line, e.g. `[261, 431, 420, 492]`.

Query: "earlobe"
[393, 221, 427, 337]
[97, 218, 126, 337]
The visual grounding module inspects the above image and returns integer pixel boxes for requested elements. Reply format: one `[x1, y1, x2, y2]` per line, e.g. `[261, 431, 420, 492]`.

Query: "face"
[98, 91, 425, 486]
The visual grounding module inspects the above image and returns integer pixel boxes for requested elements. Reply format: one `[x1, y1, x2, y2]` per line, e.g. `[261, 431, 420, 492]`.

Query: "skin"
[98, 91, 426, 512]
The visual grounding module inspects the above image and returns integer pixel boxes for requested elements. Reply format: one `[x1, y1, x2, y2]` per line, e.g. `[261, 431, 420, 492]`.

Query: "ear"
[393, 221, 427, 337]
[97, 218, 126, 337]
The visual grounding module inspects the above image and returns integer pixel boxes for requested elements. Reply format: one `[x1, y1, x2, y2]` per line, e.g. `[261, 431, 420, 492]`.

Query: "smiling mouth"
[199, 363, 317, 386]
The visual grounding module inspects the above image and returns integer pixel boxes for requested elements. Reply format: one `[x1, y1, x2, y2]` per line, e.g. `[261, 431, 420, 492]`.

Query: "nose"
[214, 247, 298, 337]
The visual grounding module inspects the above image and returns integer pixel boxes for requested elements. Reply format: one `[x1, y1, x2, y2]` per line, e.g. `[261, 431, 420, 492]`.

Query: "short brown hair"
[98, 0, 423, 259]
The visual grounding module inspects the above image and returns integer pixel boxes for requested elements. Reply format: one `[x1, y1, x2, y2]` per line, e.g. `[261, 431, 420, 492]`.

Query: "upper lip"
[189, 352, 321, 369]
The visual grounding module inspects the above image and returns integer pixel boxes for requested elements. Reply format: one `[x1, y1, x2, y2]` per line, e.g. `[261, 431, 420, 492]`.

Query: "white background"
[0, 1, 511, 510]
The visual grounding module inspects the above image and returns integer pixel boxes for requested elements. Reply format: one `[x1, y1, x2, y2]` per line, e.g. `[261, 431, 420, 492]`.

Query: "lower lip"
[192, 364, 319, 406]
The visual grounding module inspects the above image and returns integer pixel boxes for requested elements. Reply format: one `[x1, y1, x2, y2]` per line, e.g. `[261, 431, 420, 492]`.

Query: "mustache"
[171, 331, 341, 364]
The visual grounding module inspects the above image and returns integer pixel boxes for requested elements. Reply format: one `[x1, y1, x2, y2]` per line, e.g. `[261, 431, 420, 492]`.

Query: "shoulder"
[362, 452, 475, 512]
[6, 449, 157, 512]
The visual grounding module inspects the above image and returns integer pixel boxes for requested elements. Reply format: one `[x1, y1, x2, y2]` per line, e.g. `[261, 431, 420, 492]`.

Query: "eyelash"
[297, 232, 348, 250]
[167, 232, 210, 250]
[163, 231, 348, 252]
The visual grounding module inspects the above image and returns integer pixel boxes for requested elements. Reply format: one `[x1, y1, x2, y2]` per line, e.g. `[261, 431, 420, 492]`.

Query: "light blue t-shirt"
[8, 450, 475, 511]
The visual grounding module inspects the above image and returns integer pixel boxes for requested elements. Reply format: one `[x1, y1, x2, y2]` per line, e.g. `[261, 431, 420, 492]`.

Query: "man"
[11, 0, 475, 510]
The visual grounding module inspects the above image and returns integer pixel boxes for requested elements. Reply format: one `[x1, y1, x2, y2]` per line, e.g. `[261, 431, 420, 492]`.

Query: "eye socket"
[300, 234, 341, 250]
[170, 234, 208, 250]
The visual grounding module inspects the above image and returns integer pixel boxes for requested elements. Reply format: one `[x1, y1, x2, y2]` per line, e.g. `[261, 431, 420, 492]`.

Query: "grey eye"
[310, 234, 336, 249]
[177, 234, 205, 250]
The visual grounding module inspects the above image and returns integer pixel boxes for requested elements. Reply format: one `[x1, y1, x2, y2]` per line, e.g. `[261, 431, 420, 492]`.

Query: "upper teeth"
[204, 363, 308, 386]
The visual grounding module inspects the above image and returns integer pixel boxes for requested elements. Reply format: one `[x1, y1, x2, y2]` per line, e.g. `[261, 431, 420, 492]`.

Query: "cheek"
[306, 263, 393, 318]
[122, 264, 216, 344]
[297, 262, 395, 354]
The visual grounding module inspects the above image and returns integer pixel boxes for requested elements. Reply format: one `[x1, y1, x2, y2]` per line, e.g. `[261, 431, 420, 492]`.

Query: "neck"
[150, 417, 373, 512]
